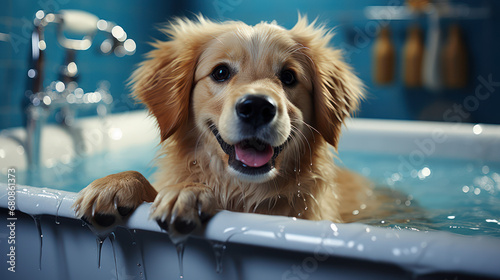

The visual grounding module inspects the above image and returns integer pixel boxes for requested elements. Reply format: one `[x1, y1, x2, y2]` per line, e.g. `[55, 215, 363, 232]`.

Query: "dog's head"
[132, 16, 363, 183]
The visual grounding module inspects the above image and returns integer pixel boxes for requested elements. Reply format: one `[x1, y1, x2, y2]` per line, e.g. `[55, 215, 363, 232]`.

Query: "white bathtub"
[1, 111, 500, 280]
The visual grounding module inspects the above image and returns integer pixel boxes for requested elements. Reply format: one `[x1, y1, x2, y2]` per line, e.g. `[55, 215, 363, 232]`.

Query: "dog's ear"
[290, 16, 364, 148]
[131, 17, 217, 142]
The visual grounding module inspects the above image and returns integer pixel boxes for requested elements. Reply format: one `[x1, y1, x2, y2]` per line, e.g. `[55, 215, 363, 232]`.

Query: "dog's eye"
[212, 65, 231, 82]
[280, 69, 297, 86]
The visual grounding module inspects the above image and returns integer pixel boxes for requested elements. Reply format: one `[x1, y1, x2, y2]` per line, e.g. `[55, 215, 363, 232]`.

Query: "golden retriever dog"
[73, 16, 371, 235]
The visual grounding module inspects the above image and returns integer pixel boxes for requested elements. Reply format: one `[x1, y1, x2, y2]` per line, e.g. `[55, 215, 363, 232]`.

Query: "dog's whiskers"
[290, 120, 313, 166]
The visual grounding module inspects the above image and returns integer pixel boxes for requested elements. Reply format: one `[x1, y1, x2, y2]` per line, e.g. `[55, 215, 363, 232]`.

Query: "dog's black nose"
[236, 95, 277, 128]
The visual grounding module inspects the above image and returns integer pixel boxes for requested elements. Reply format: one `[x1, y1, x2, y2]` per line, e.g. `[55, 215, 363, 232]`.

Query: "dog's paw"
[150, 182, 216, 235]
[73, 171, 157, 228]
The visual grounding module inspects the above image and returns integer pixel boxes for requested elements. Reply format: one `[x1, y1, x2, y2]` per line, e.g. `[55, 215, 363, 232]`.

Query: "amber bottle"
[373, 26, 396, 85]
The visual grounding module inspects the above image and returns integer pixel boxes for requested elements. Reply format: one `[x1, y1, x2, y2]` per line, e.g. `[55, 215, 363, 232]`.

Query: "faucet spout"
[23, 9, 132, 171]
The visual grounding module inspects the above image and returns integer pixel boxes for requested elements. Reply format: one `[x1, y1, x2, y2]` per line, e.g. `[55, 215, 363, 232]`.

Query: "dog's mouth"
[209, 124, 287, 176]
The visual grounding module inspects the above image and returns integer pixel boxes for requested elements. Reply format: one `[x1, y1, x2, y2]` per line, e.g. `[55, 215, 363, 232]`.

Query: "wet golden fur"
[74, 16, 371, 232]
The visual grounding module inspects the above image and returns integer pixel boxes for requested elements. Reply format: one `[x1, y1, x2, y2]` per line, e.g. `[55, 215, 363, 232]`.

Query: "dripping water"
[96, 237, 105, 269]
[54, 194, 63, 225]
[175, 242, 186, 279]
[210, 241, 227, 274]
[110, 232, 119, 280]
[82, 218, 112, 269]
[31, 215, 43, 270]
[168, 232, 189, 279]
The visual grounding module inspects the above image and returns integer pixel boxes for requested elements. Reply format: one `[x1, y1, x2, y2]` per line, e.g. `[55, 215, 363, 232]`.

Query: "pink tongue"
[235, 143, 273, 168]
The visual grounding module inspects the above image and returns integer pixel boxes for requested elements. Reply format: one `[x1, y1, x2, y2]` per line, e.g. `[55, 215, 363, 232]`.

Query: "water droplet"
[392, 248, 401, 256]
[297, 182, 301, 187]
[192, 160, 197, 165]
[357, 244, 364, 251]
[176, 242, 186, 279]
[137, 263, 142, 267]
[297, 212, 302, 217]
[293, 168, 297, 172]
[211, 241, 227, 274]
[304, 206, 308, 211]
[410, 246, 418, 254]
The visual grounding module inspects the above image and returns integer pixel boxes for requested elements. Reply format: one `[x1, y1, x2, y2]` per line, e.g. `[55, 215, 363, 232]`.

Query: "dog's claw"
[93, 213, 116, 227]
[199, 212, 212, 224]
[157, 219, 169, 231]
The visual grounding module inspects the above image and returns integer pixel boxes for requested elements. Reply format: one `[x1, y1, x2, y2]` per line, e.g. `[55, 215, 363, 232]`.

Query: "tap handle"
[60, 10, 99, 34]
[57, 10, 99, 51]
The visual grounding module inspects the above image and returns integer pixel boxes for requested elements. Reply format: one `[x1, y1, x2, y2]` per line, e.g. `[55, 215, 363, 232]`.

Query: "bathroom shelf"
[364, 4, 491, 21]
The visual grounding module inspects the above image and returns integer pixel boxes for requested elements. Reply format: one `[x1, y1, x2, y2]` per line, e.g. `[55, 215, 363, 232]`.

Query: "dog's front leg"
[73, 171, 157, 228]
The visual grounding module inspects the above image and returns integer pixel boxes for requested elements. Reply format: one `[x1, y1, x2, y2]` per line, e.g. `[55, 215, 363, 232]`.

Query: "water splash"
[210, 241, 227, 274]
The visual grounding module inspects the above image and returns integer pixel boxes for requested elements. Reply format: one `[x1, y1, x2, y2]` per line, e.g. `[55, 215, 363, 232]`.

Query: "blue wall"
[1, 0, 499, 130]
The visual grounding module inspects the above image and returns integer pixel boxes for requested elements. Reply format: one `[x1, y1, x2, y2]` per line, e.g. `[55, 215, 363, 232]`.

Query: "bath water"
[7, 142, 500, 237]
[337, 150, 500, 237]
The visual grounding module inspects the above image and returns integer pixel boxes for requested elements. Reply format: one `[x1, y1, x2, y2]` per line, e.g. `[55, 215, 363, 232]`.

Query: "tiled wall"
[1, 0, 499, 130]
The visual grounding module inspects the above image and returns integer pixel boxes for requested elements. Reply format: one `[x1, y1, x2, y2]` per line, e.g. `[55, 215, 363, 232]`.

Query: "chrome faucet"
[24, 10, 135, 170]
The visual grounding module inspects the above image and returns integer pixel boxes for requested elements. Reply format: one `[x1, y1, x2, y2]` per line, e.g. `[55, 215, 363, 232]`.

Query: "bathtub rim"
[1, 183, 500, 279]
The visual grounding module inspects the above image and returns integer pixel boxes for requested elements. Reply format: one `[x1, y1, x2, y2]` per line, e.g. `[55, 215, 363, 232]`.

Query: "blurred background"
[1, 0, 499, 130]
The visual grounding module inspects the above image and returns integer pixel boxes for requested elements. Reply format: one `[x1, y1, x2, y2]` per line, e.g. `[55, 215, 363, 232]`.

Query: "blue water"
[11, 142, 159, 193]
[337, 150, 500, 237]
[4, 143, 500, 237]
